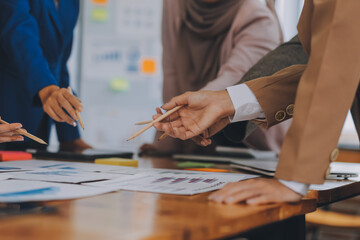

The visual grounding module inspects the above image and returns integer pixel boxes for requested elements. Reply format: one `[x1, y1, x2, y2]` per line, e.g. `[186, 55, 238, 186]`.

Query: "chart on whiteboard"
[86, 171, 256, 195]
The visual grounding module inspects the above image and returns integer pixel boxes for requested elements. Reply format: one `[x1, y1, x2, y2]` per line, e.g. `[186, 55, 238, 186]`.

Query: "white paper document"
[0, 180, 116, 203]
[9, 170, 127, 184]
[0, 160, 137, 174]
[86, 171, 257, 195]
[0, 161, 36, 172]
[0, 174, 11, 181]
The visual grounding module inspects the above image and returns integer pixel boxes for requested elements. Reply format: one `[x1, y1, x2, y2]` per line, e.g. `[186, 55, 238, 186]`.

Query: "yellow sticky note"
[92, 8, 108, 22]
[95, 158, 138, 167]
[109, 78, 130, 92]
[141, 59, 156, 74]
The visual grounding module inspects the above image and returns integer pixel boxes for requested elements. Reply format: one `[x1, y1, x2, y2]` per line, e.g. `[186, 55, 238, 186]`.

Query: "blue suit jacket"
[0, 0, 80, 144]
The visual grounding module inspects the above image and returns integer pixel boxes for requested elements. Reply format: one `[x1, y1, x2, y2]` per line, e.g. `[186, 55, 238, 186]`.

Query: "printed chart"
[86, 172, 255, 195]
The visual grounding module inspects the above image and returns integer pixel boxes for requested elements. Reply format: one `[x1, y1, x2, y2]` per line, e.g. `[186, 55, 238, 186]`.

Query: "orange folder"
[0, 151, 32, 161]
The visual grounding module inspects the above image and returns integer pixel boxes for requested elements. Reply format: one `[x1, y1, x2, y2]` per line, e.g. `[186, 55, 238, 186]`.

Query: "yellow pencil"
[135, 120, 153, 125]
[158, 133, 168, 141]
[0, 119, 47, 145]
[127, 105, 183, 141]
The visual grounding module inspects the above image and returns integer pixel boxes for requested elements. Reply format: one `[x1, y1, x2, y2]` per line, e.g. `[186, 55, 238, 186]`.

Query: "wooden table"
[306, 149, 360, 205]
[0, 151, 358, 240]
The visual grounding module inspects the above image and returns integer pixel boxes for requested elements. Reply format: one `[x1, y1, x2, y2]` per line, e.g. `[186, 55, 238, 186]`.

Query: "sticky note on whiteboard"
[141, 58, 156, 74]
[92, 0, 108, 5]
[92, 8, 108, 22]
[109, 78, 130, 92]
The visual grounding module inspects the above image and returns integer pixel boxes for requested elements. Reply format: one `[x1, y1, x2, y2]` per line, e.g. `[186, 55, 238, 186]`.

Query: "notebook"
[26, 148, 133, 161]
[173, 147, 277, 163]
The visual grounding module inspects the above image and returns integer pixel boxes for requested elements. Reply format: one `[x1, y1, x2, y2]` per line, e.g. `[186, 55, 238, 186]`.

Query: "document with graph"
[0, 180, 116, 203]
[85, 170, 257, 195]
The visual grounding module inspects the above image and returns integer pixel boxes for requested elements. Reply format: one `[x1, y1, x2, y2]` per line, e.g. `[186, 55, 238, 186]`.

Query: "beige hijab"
[175, 0, 282, 93]
[176, 0, 243, 92]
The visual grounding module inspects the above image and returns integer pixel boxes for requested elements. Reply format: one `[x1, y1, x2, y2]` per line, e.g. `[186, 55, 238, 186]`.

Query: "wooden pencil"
[67, 87, 85, 130]
[127, 105, 183, 141]
[0, 119, 47, 145]
[135, 120, 153, 125]
[158, 133, 168, 141]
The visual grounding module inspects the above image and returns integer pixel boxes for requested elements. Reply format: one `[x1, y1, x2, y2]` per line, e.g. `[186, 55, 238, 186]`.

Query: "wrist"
[218, 90, 235, 117]
[38, 85, 59, 103]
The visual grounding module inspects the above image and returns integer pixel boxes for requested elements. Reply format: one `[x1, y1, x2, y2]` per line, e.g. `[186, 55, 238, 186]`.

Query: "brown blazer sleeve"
[247, 0, 360, 184]
[245, 64, 306, 128]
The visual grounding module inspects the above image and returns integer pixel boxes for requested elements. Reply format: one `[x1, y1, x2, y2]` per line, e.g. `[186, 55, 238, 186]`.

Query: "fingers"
[0, 122, 24, 143]
[44, 105, 63, 122]
[0, 135, 24, 143]
[51, 101, 76, 126]
[154, 122, 199, 140]
[153, 118, 182, 134]
[156, 107, 163, 115]
[63, 89, 83, 112]
[162, 92, 192, 110]
[208, 178, 303, 205]
[209, 181, 256, 203]
[191, 135, 212, 146]
[153, 107, 181, 123]
[0, 123, 22, 134]
[42, 88, 84, 126]
[57, 94, 78, 121]
[246, 195, 270, 205]
[152, 108, 163, 120]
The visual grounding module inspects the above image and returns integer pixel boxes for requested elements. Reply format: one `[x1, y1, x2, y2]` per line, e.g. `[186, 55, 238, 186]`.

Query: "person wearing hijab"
[141, 0, 289, 154]
[0, 0, 91, 151]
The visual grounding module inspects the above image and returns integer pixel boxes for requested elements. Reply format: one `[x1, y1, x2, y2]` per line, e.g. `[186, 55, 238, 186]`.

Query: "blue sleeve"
[56, 122, 80, 142]
[0, 0, 58, 103]
[59, 36, 74, 87]
[55, 37, 81, 142]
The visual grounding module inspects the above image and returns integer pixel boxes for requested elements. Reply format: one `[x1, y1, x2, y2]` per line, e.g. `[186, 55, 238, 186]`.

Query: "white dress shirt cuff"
[279, 180, 309, 196]
[226, 84, 265, 123]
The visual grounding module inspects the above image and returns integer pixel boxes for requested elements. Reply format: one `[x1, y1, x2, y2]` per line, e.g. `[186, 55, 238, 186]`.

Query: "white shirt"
[226, 84, 309, 196]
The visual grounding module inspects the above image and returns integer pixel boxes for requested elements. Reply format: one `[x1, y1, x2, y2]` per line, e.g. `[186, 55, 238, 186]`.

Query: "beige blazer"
[155, 0, 288, 153]
[246, 0, 360, 184]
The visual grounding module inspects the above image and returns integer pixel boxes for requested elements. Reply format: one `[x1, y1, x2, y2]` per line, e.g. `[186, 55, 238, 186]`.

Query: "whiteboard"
[79, 0, 163, 150]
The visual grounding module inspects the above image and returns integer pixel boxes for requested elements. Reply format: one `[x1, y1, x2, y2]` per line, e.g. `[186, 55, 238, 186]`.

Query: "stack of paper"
[0, 160, 257, 202]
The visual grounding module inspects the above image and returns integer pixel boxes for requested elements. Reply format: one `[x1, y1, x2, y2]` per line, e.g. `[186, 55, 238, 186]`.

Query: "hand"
[0, 117, 24, 143]
[209, 178, 302, 205]
[153, 90, 235, 141]
[152, 107, 210, 146]
[191, 117, 230, 146]
[38, 85, 83, 126]
[59, 138, 92, 153]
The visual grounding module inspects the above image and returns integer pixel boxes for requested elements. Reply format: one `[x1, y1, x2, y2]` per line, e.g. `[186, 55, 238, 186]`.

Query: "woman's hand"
[191, 117, 230, 146]
[153, 90, 235, 141]
[209, 178, 302, 205]
[0, 117, 24, 143]
[38, 85, 83, 126]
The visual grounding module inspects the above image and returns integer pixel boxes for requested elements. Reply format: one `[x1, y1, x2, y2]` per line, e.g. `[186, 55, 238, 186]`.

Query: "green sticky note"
[92, 8, 108, 22]
[109, 78, 129, 92]
[177, 161, 214, 169]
